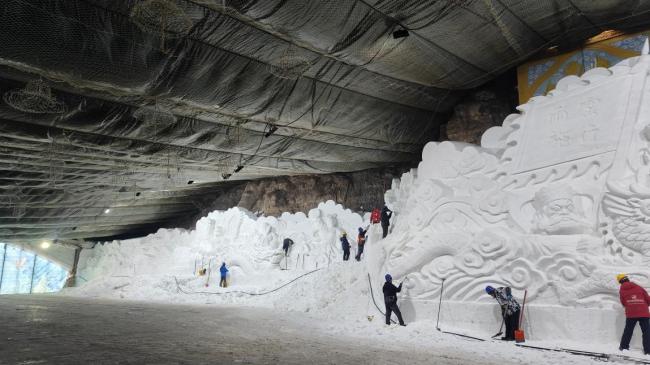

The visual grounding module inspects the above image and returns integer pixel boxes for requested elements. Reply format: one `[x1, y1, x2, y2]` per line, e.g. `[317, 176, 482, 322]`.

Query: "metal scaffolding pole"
[0, 243, 6, 291]
[29, 254, 37, 294]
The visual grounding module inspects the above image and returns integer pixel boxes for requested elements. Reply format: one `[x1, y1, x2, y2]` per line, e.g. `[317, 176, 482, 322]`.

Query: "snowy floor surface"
[2, 294, 632, 365]
[63, 262, 649, 364]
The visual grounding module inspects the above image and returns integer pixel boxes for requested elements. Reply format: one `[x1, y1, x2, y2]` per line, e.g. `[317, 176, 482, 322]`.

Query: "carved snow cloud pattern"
[382, 44, 650, 307]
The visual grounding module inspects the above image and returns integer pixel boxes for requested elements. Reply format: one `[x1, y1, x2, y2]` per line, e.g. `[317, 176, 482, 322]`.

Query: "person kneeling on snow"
[355, 227, 367, 261]
[617, 274, 650, 354]
[383, 274, 406, 326]
[219, 262, 228, 288]
[340, 232, 351, 261]
[485, 285, 520, 341]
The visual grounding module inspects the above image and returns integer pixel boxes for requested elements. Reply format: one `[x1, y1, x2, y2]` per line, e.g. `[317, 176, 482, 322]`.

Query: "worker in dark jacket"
[617, 274, 650, 354]
[382, 274, 406, 326]
[380, 205, 392, 238]
[282, 238, 294, 256]
[486, 285, 521, 341]
[219, 262, 228, 288]
[340, 232, 350, 261]
[355, 227, 367, 261]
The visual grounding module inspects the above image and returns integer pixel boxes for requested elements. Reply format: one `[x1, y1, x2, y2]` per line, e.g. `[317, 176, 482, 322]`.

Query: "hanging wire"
[133, 102, 178, 141]
[130, 0, 193, 52]
[268, 45, 312, 80]
[45, 137, 65, 187]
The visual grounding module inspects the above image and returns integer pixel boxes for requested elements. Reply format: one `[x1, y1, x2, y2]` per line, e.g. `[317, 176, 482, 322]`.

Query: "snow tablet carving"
[381, 41, 650, 306]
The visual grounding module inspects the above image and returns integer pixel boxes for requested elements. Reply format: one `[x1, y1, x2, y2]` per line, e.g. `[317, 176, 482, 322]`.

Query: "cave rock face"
[236, 169, 402, 216]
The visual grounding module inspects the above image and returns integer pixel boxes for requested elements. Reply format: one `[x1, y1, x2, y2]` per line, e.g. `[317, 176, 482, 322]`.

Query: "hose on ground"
[174, 267, 323, 296]
[367, 273, 396, 324]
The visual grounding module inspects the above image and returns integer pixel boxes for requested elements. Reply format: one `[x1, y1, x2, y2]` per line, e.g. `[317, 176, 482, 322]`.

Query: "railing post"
[0, 243, 6, 292]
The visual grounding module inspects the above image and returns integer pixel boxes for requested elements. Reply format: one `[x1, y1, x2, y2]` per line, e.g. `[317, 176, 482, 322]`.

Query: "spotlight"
[136, 192, 141, 197]
[104, 208, 111, 214]
[222, 173, 232, 180]
[234, 165, 244, 173]
[40, 241, 51, 249]
[187, 180, 194, 185]
[264, 125, 279, 138]
[392, 28, 409, 39]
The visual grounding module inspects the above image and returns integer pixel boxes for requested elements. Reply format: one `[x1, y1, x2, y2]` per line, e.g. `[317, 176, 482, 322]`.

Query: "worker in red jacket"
[618, 274, 650, 354]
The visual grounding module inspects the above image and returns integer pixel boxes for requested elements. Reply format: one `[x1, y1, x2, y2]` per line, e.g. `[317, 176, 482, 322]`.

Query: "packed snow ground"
[1, 294, 612, 365]
[63, 200, 650, 363]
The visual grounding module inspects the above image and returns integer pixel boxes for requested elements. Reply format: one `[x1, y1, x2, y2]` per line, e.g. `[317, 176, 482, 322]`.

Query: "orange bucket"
[514, 329, 525, 343]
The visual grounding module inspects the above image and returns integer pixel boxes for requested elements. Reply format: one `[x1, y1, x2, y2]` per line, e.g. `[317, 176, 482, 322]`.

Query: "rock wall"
[190, 167, 408, 222]
[237, 168, 406, 215]
[444, 72, 517, 144]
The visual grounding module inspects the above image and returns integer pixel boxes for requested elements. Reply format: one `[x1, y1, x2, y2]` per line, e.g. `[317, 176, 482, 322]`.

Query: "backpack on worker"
[370, 208, 381, 224]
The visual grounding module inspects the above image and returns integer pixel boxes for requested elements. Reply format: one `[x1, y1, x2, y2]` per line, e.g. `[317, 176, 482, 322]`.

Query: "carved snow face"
[537, 197, 589, 234]
[532, 186, 592, 235]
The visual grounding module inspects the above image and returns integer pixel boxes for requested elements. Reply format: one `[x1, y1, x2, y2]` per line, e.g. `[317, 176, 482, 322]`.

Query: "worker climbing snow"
[383, 274, 406, 326]
[282, 238, 294, 256]
[370, 208, 381, 224]
[617, 274, 650, 354]
[486, 285, 520, 341]
[380, 205, 392, 238]
[355, 227, 367, 261]
[340, 231, 350, 261]
[219, 262, 228, 288]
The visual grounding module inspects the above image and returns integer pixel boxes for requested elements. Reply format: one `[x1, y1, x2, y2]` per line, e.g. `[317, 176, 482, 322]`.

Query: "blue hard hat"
[485, 285, 495, 294]
[385, 274, 392, 282]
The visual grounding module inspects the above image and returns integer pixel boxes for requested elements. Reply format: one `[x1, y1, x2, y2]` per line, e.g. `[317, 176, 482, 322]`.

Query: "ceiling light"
[104, 208, 111, 214]
[40, 241, 51, 249]
[392, 29, 409, 39]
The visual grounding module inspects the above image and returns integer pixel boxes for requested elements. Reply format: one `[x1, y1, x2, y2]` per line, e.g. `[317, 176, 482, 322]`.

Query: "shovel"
[491, 315, 504, 339]
[514, 290, 528, 343]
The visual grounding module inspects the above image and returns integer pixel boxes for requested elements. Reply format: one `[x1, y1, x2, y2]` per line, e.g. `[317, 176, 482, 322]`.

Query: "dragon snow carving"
[379, 40, 650, 308]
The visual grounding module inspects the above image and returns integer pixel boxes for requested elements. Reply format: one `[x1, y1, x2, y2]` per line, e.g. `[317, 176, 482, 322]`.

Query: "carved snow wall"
[378, 41, 650, 343]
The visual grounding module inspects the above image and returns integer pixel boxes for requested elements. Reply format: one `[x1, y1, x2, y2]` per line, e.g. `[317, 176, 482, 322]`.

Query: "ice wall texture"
[383, 41, 650, 308]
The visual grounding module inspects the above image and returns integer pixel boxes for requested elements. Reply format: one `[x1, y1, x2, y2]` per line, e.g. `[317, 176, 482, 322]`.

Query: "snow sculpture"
[382, 40, 650, 313]
[77, 201, 365, 289]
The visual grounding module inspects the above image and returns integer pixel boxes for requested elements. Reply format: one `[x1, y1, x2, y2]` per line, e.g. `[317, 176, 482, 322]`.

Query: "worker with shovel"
[485, 285, 520, 341]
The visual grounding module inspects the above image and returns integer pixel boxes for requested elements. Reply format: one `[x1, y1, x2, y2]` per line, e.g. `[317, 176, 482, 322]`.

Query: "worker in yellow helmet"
[617, 274, 650, 354]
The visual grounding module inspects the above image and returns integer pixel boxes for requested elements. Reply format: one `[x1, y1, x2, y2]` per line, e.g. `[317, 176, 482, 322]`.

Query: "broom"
[514, 289, 527, 343]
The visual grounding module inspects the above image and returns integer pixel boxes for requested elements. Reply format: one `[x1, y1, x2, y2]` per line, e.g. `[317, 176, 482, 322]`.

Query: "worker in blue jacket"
[340, 232, 351, 261]
[219, 262, 229, 287]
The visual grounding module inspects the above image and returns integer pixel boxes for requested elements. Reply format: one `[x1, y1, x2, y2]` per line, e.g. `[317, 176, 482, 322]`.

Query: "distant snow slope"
[69, 201, 379, 313]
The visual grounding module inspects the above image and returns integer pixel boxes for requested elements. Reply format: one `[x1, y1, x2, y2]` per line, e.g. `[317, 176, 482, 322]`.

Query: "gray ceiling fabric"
[0, 0, 649, 244]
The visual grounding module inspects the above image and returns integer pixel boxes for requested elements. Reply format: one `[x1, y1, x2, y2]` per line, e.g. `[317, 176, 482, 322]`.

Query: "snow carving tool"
[436, 278, 445, 331]
[491, 316, 504, 339]
[514, 289, 527, 343]
[204, 259, 212, 287]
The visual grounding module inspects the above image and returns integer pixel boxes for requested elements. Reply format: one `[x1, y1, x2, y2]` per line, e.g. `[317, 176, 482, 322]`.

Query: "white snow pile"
[68, 200, 383, 315]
